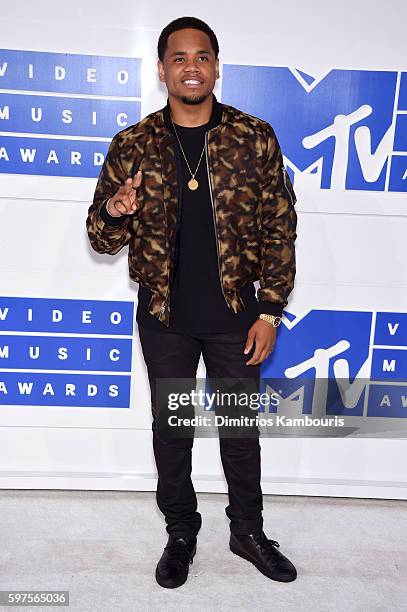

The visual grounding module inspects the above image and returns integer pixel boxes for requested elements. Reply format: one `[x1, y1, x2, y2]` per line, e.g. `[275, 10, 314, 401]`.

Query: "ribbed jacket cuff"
[257, 301, 285, 318]
[99, 201, 128, 227]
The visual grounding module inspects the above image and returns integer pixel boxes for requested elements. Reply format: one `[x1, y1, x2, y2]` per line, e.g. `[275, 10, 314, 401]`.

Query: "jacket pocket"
[281, 167, 297, 205]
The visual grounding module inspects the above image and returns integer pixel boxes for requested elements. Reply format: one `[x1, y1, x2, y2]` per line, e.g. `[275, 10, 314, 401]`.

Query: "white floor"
[0, 490, 406, 611]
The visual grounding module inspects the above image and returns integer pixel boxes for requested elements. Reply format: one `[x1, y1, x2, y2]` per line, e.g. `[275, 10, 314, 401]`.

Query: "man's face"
[157, 28, 219, 105]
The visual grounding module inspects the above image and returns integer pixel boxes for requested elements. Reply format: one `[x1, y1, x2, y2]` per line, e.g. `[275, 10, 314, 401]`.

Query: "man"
[86, 16, 298, 588]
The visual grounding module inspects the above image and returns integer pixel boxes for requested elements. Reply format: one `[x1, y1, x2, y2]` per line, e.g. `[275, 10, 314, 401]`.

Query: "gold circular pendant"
[188, 178, 199, 190]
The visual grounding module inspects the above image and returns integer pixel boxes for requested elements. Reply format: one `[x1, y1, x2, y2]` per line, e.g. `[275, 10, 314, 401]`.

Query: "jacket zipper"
[205, 131, 231, 310]
[160, 296, 168, 314]
[160, 135, 178, 316]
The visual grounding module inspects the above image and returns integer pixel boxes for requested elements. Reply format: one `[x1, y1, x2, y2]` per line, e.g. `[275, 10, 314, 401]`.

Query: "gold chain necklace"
[171, 118, 206, 191]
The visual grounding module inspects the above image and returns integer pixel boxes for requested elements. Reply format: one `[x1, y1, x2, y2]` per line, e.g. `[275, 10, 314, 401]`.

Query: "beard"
[180, 93, 208, 105]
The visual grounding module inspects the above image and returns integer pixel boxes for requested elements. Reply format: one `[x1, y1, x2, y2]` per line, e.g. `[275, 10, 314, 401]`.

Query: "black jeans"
[138, 326, 264, 539]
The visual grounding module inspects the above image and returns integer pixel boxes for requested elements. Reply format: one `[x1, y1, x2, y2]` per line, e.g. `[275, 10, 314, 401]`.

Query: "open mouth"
[182, 79, 203, 87]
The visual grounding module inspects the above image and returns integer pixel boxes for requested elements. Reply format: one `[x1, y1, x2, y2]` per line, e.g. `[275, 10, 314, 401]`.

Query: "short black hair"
[157, 16, 219, 61]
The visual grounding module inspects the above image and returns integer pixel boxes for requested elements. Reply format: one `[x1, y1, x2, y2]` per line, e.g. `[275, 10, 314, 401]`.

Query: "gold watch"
[259, 314, 282, 327]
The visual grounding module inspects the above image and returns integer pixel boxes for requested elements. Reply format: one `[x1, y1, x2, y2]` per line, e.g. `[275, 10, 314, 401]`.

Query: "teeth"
[184, 80, 200, 84]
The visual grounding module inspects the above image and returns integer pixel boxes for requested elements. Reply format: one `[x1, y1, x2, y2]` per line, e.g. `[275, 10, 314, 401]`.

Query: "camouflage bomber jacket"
[86, 94, 298, 327]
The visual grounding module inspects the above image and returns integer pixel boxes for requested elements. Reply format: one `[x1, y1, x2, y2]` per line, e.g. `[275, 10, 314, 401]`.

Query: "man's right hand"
[106, 170, 142, 217]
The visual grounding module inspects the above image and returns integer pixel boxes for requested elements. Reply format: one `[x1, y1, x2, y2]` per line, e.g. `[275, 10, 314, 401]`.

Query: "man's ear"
[215, 58, 220, 80]
[157, 59, 165, 83]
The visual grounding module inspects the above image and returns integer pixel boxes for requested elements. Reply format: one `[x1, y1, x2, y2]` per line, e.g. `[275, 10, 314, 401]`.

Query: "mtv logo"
[222, 66, 406, 193]
[199, 308, 407, 432]
[260, 309, 373, 417]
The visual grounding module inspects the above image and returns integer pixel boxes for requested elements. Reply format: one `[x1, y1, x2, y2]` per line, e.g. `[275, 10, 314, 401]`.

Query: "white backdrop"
[0, 0, 406, 498]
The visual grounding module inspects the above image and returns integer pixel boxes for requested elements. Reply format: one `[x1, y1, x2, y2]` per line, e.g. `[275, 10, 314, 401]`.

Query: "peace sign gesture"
[106, 170, 142, 217]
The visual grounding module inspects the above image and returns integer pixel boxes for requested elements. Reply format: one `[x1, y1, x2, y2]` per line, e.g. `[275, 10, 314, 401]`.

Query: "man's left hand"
[244, 319, 277, 365]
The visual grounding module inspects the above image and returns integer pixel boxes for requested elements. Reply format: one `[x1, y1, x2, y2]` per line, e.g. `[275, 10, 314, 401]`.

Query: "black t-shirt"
[136, 117, 259, 334]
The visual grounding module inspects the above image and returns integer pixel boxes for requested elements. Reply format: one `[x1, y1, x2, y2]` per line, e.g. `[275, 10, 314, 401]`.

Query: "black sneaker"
[155, 535, 197, 588]
[230, 530, 297, 582]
